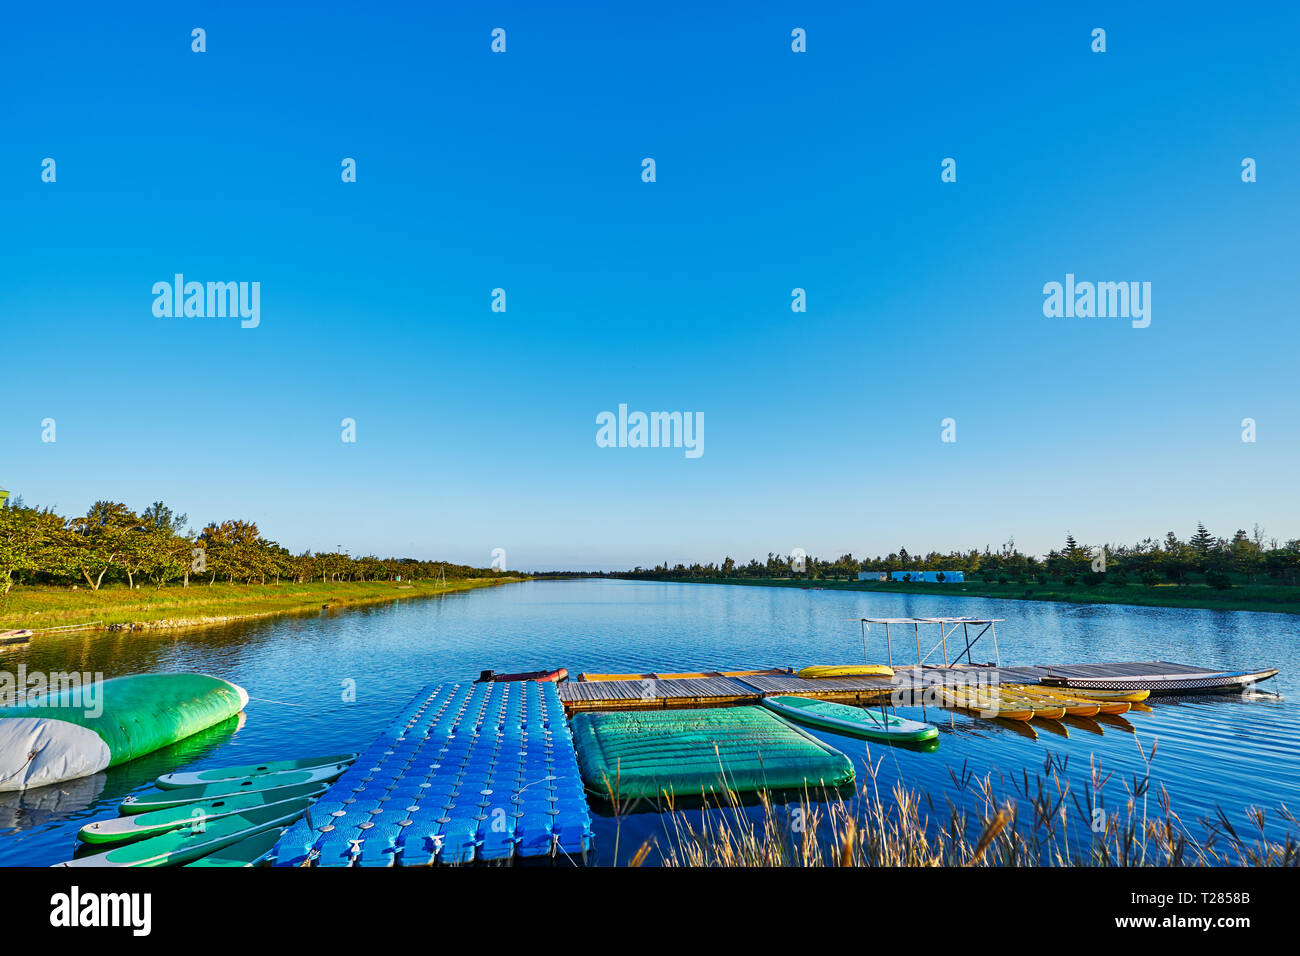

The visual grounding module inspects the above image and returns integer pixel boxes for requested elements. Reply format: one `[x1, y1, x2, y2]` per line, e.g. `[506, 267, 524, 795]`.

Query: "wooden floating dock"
[560, 673, 892, 711]
[557, 660, 1279, 712]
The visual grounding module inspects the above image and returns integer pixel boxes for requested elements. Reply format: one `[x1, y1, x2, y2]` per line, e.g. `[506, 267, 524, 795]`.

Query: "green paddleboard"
[185, 828, 282, 867]
[155, 752, 357, 790]
[119, 762, 350, 814]
[56, 799, 312, 867]
[761, 696, 939, 744]
[80, 783, 328, 845]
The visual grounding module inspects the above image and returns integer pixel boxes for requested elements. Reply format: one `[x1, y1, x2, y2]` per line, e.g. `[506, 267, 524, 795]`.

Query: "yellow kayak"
[576, 668, 791, 682]
[1037, 686, 1149, 704]
[1003, 685, 1102, 717]
[998, 693, 1066, 720]
[942, 684, 1071, 720]
[938, 686, 1036, 722]
[797, 664, 895, 679]
[1027, 688, 1131, 715]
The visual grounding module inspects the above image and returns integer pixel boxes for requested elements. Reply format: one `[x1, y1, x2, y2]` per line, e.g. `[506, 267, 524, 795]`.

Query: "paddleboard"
[156, 753, 356, 790]
[80, 783, 327, 845]
[120, 762, 350, 814]
[185, 828, 282, 867]
[761, 696, 937, 744]
[57, 799, 312, 867]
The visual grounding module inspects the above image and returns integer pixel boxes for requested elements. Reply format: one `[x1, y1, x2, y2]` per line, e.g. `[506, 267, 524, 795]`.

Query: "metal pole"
[885, 623, 893, 668]
[992, 622, 1001, 667]
[861, 620, 868, 664]
[914, 623, 921, 668]
[941, 624, 949, 667]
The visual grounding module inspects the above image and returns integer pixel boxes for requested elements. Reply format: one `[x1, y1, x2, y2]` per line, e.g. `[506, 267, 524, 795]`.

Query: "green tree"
[67, 501, 142, 590]
[0, 505, 40, 596]
[1189, 522, 1214, 568]
[137, 502, 193, 587]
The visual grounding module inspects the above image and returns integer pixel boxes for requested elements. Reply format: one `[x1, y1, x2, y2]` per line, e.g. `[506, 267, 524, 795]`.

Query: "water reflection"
[0, 579, 1295, 865]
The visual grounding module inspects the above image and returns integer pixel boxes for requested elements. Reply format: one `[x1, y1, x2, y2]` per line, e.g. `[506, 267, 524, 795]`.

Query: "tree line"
[0, 496, 509, 595]
[620, 524, 1300, 589]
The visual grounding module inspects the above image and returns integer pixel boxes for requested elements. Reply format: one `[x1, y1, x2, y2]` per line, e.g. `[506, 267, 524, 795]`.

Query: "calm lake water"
[2, 579, 1296, 865]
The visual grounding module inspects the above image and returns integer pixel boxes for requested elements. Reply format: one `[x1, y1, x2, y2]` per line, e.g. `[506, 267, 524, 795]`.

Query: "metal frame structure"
[851, 617, 1003, 668]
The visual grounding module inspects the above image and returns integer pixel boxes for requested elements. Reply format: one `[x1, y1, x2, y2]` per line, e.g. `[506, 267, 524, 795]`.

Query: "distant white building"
[888, 570, 964, 583]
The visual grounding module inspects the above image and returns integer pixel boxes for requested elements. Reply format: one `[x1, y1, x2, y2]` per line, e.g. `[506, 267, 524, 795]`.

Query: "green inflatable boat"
[0, 673, 248, 792]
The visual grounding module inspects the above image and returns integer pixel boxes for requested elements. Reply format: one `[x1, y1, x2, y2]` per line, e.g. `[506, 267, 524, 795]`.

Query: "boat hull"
[1041, 668, 1277, 696]
[477, 668, 568, 683]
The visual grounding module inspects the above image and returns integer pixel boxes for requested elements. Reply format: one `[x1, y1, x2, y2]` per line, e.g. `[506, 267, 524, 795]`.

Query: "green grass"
[640, 575, 1300, 614]
[0, 578, 519, 631]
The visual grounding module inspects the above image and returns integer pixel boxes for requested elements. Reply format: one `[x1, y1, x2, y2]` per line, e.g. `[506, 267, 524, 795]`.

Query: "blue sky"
[2, 2, 1297, 570]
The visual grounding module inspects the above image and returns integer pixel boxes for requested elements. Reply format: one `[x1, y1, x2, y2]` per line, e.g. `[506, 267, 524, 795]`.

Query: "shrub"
[1206, 570, 1233, 590]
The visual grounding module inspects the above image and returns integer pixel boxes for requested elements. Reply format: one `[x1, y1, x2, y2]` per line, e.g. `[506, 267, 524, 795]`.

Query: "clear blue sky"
[2, 2, 1297, 570]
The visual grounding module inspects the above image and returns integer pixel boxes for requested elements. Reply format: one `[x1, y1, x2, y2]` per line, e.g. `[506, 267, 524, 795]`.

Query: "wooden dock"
[557, 660, 1279, 712]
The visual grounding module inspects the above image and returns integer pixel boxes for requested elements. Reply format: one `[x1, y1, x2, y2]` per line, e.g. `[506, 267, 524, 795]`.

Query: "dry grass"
[610, 741, 1299, 867]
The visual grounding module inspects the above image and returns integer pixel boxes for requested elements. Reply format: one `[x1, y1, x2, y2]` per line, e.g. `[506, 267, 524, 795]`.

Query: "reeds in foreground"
[610, 741, 1300, 867]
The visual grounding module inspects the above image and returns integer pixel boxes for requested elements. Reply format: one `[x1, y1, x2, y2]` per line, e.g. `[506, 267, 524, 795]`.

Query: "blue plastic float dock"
[272, 681, 592, 866]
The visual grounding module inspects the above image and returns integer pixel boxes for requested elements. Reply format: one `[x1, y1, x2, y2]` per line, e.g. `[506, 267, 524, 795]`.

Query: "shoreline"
[0, 578, 523, 635]
[619, 575, 1300, 615]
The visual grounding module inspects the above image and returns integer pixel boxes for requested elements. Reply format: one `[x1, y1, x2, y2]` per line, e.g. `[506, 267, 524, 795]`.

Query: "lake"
[2, 578, 1296, 865]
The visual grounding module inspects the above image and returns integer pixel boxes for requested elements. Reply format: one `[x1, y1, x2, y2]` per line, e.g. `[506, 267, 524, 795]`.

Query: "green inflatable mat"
[572, 706, 855, 800]
[1, 673, 248, 791]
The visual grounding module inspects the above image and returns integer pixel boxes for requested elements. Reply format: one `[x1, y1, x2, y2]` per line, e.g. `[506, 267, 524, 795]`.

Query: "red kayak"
[476, 668, 568, 683]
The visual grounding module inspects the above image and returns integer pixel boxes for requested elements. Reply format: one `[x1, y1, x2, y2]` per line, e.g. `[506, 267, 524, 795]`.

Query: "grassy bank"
[0, 578, 520, 632]
[632, 575, 1300, 614]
